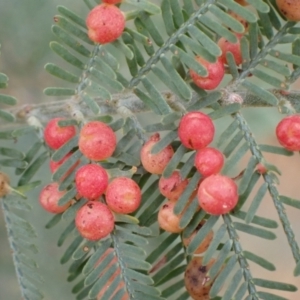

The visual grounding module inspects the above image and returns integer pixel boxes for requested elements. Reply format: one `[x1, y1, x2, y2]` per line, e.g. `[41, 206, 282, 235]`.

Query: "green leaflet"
[161, 277, 186, 298]
[50, 42, 86, 70]
[161, 0, 176, 36]
[242, 80, 278, 106]
[0, 94, 17, 105]
[256, 291, 289, 300]
[160, 54, 192, 101]
[226, 52, 239, 79]
[88, 264, 119, 298]
[259, 144, 293, 156]
[222, 269, 243, 300]
[233, 222, 276, 240]
[172, 39, 210, 74]
[126, 0, 161, 15]
[44, 87, 76, 96]
[45, 63, 80, 83]
[54, 15, 92, 45]
[61, 235, 84, 264]
[51, 135, 79, 162]
[174, 171, 201, 215]
[0, 72, 8, 83]
[210, 5, 245, 33]
[0, 109, 15, 122]
[45, 214, 62, 229]
[253, 278, 297, 291]
[138, 12, 164, 46]
[199, 15, 237, 44]
[188, 25, 221, 58]
[57, 6, 87, 29]
[245, 183, 268, 224]
[232, 210, 278, 229]
[52, 25, 91, 57]
[52, 149, 82, 182]
[0, 147, 25, 159]
[247, 0, 269, 13]
[244, 251, 276, 271]
[152, 253, 185, 285]
[18, 151, 49, 186]
[207, 240, 234, 280]
[210, 255, 237, 297]
[221, 0, 257, 22]
[294, 260, 300, 277]
[258, 11, 274, 39]
[187, 215, 219, 255]
[146, 233, 178, 264]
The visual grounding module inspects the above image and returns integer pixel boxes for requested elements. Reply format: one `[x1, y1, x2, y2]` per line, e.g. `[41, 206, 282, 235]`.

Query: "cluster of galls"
[191, 0, 300, 92]
[189, 33, 243, 91]
[192, 0, 300, 90]
[140, 111, 238, 233]
[39, 118, 142, 241]
[189, 2, 247, 91]
[140, 111, 237, 299]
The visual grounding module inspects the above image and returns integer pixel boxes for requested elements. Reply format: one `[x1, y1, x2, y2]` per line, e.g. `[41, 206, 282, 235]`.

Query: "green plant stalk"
[223, 214, 259, 300]
[235, 112, 300, 264]
[235, 21, 295, 87]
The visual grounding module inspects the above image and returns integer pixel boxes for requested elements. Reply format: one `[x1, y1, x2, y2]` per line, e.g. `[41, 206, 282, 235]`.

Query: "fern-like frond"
[52, 218, 164, 299]
[1, 197, 43, 300]
[34, 1, 300, 299]
[0, 45, 17, 123]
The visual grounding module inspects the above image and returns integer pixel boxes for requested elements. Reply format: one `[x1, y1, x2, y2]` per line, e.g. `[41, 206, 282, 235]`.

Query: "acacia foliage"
[1, 0, 300, 299]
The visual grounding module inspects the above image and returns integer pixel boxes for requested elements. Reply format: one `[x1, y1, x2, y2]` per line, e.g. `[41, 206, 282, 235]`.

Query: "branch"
[1, 88, 299, 130]
[222, 214, 259, 300]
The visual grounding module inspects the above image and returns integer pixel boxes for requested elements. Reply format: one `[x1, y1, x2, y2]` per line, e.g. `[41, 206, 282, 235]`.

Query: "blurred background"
[0, 0, 300, 299]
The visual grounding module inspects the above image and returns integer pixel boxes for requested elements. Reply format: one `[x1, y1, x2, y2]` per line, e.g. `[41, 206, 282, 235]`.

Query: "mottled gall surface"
[102, 0, 122, 3]
[106, 177, 141, 214]
[140, 133, 174, 174]
[235, 0, 248, 6]
[158, 170, 189, 201]
[79, 121, 116, 161]
[218, 34, 243, 66]
[190, 56, 224, 90]
[178, 111, 215, 150]
[229, 11, 249, 32]
[276, 115, 300, 151]
[75, 201, 114, 240]
[184, 256, 215, 300]
[86, 4, 125, 44]
[158, 201, 183, 233]
[95, 248, 129, 300]
[75, 164, 108, 200]
[0, 172, 10, 198]
[39, 182, 71, 214]
[183, 220, 214, 254]
[44, 118, 76, 150]
[198, 174, 238, 215]
[49, 152, 80, 180]
[276, 0, 300, 22]
[256, 163, 268, 174]
[194, 147, 224, 177]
